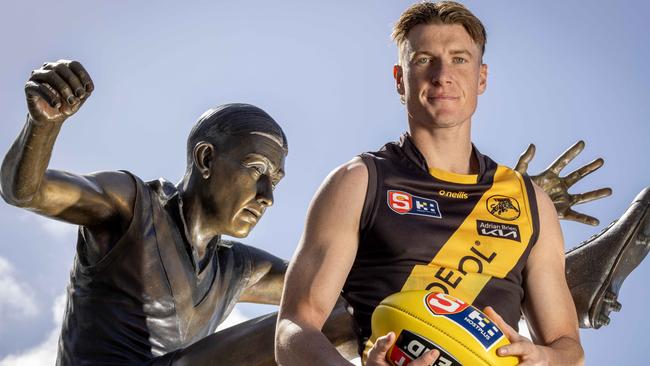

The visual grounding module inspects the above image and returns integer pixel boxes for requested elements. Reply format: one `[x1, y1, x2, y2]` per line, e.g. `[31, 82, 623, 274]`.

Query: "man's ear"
[478, 63, 488, 95]
[193, 142, 214, 179]
[393, 64, 405, 96]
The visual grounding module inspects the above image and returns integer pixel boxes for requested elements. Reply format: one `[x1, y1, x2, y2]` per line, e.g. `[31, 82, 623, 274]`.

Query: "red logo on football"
[425, 292, 469, 315]
[388, 190, 412, 214]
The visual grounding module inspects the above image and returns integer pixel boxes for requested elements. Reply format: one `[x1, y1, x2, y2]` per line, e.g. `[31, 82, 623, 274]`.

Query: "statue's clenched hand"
[24, 60, 94, 124]
[515, 141, 612, 226]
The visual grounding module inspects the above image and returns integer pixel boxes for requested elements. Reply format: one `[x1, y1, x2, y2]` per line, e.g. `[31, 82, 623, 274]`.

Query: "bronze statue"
[1, 60, 290, 364]
[1, 58, 648, 365]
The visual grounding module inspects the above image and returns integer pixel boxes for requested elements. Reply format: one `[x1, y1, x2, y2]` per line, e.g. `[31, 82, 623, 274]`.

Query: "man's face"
[202, 133, 286, 238]
[394, 23, 487, 129]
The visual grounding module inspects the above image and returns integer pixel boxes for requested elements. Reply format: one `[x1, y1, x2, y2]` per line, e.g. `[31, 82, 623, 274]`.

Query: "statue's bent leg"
[149, 299, 358, 366]
[566, 187, 650, 329]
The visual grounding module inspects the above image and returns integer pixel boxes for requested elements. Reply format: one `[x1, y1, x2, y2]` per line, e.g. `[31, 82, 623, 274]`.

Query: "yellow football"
[371, 291, 518, 366]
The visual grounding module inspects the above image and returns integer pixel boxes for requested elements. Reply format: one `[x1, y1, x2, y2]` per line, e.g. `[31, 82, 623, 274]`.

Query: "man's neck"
[408, 121, 477, 175]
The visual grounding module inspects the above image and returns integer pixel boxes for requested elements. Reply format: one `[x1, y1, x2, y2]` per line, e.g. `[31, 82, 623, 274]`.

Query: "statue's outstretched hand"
[24, 60, 94, 124]
[515, 140, 612, 226]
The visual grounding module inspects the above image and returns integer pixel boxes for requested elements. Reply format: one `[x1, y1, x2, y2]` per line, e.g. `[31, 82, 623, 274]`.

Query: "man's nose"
[256, 176, 274, 207]
[430, 60, 452, 86]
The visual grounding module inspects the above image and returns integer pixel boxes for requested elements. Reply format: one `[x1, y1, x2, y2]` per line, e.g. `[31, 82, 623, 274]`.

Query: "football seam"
[378, 303, 492, 366]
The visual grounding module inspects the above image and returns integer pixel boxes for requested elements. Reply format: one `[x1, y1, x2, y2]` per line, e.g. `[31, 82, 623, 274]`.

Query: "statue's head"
[184, 103, 288, 238]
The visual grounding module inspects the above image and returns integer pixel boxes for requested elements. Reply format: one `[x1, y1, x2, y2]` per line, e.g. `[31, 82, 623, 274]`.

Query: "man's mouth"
[428, 95, 459, 101]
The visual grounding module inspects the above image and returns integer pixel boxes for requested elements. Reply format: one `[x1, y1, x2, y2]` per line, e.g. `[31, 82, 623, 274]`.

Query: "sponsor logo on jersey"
[389, 330, 461, 366]
[423, 240, 497, 295]
[424, 293, 504, 351]
[387, 190, 442, 218]
[486, 195, 521, 221]
[476, 220, 521, 242]
[438, 189, 469, 199]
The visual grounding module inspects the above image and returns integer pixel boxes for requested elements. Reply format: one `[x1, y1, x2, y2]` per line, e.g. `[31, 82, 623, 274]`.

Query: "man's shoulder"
[327, 157, 369, 189]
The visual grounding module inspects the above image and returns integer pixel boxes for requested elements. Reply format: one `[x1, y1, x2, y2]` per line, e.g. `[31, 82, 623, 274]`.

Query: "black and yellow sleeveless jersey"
[341, 134, 539, 349]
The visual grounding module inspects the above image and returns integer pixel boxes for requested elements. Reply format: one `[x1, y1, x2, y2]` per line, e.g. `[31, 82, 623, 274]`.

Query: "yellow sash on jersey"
[362, 166, 536, 362]
[400, 166, 534, 304]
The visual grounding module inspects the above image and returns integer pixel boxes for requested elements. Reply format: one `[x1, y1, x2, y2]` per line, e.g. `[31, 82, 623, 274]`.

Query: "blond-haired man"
[276, 2, 584, 365]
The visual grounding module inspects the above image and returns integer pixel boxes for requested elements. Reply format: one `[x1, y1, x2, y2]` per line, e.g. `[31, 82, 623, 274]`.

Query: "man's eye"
[416, 57, 430, 64]
[452, 57, 467, 64]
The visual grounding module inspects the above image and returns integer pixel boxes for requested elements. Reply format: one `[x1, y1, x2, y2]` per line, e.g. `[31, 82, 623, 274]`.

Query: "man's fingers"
[514, 143, 536, 174]
[547, 140, 585, 176]
[563, 158, 604, 188]
[68, 60, 94, 93]
[24, 81, 61, 108]
[411, 349, 440, 366]
[367, 332, 395, 363]
[497, 339, 533, 357]
[483, 306, 520, 342]
[561, 208, 599, 226]
[30, 69, 78, 106]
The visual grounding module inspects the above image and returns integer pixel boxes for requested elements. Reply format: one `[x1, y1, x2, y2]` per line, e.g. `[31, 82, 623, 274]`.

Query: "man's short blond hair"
[392, 1, 487, 64]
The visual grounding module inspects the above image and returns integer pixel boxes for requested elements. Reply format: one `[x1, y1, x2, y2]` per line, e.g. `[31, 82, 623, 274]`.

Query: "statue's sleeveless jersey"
[58, 172, 253, 365]
[341, 134, 539, 353]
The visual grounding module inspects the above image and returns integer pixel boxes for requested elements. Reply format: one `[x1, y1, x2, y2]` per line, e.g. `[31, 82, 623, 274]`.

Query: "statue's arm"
[238, 245, 288, 305]
[0, 60, 135, 230]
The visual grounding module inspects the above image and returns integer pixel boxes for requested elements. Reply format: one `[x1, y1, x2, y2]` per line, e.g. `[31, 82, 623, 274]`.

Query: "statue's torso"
[57, 173, 252, 365]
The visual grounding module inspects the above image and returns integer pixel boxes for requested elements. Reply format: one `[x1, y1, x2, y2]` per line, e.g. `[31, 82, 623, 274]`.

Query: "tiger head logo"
[486, 195, 521, 221]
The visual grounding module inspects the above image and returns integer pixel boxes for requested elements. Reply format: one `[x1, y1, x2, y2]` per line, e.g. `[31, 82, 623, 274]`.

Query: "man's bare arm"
[489, 184, 584, 365]
[275, 158, 367, 365]
[0, 60, 135, 244]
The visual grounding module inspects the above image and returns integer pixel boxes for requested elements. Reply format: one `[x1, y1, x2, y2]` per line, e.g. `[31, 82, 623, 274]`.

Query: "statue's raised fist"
[24, 60, 94, 124]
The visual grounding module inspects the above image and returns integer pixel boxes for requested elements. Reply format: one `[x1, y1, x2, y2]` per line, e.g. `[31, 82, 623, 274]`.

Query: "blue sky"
[0, 1, 648, 364]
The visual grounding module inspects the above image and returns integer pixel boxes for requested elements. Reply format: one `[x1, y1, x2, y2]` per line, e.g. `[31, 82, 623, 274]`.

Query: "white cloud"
[0, 257, 38, 321]
[34, 216, 77, 241]
[16, 212, 77, 241]
[0, 293, 65, 366]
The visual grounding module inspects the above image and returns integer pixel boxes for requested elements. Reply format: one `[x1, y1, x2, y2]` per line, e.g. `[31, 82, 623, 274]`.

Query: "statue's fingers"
[547, 140, 585, 176]
[572, 187, 612, 205]
[30, 69, 78, 105]
[25, 81, 61, 108]
[68, 61, 94, 93]
[514, 143, 536, 174]
[561, 209, 600, 226]
[53, 63, 86, 98]
[563, 158, 604, 188]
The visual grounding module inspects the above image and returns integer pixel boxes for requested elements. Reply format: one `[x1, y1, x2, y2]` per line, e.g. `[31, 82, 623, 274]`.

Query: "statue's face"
[395, 23, 487, 130]
[202, 133, 286, 238]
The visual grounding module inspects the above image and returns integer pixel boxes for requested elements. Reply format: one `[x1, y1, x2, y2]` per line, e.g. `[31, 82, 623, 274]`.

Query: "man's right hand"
[366, 332, 440, 366]
[25, 60, 94, 124]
